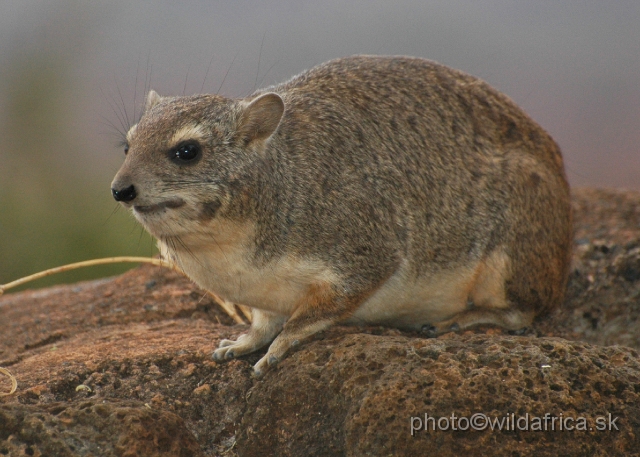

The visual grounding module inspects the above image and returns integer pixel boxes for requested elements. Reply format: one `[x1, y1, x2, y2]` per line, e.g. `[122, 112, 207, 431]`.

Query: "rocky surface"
[1, 187, 640, 456]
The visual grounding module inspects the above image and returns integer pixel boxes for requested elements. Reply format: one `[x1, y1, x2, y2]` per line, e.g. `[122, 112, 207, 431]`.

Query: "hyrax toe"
[212, 346, 234, 361]
[217, 338, 237, 348]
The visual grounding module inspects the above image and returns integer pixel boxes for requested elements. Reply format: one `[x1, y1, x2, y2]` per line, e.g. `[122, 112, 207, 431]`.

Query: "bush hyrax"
[111, 55, 572, 376]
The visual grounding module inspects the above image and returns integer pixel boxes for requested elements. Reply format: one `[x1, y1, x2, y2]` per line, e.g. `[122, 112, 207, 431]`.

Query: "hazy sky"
[1, 0, 638, 189]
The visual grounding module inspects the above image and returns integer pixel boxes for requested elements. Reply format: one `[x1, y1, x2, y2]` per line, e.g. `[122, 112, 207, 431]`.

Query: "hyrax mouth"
[133, 198, 185, 214]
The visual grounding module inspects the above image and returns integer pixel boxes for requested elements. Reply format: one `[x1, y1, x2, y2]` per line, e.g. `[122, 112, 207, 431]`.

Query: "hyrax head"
[111, 89, 284, 240]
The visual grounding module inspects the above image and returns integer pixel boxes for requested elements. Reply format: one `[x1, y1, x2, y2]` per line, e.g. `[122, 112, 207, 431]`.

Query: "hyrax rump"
[111, 55, 572, 376]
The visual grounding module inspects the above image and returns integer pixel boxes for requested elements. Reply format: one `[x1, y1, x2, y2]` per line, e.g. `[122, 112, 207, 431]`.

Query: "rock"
[537, 188, 640, 349]
[1, 187, 640, 456]
[1, 321, 253, 456]
[238, 332, 640, 456]
[0, 400, 203, 457]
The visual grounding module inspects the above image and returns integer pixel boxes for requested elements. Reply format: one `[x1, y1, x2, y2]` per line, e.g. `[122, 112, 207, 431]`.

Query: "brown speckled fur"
[112, 55, 572, 376]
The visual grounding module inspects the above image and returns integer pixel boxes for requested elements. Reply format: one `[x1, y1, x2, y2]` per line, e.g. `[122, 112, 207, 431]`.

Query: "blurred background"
[0, 0, 639, 291]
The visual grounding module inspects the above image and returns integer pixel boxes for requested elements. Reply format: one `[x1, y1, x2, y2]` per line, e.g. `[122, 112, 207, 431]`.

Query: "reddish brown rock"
[1, 187, 640, 456]
[0, 400, 203, 457]
[238, 332, 640, 456]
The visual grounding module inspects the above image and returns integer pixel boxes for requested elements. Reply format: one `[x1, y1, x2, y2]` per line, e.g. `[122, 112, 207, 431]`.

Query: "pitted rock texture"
[1, 187, 640, 456]
[0, 400, 203, 457]
[1, 321, 253, 456]
[238, 332, 640, 456]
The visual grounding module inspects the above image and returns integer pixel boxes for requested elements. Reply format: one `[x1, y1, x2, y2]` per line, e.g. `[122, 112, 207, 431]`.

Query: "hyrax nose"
[112, 184, 137, 202]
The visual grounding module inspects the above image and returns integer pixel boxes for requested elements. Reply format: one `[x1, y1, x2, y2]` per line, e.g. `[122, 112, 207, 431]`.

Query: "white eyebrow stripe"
[169, 124, 206, 147]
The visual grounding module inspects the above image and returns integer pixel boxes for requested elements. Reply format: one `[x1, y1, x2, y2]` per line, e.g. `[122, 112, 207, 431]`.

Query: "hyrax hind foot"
[249, 286, 354, 377]
[250, 316, 336, 377]
[421, 308, 534, 338]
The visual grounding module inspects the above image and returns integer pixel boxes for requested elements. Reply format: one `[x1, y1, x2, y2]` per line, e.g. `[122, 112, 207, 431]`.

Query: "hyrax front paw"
[213, 334, 255, 361]
[212, 309, 285, 363]
[212, 325, 314, 378]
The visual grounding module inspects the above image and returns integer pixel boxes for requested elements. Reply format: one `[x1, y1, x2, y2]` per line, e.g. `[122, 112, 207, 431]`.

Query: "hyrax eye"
[124, 145, 129, 155]
[171, 142, 201, 162]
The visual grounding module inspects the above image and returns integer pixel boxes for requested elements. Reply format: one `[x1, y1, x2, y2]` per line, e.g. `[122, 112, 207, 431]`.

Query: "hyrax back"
[111, 55, 572, 376]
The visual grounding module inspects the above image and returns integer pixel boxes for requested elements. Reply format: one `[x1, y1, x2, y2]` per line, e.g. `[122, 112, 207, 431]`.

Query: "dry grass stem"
[0, 367, 18, 397]
[0, 256, 251, 323]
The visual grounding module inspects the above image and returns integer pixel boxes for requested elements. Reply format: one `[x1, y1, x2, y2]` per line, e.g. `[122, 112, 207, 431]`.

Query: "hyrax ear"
[237, 92, 284, 145]
[144, 90, 162, 112]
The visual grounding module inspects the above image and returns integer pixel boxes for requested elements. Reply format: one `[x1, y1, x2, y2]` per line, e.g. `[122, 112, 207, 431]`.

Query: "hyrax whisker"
[98, 114, 127, 142]
[111, 55, 572, 377]
[141, 54, 153, 122]
[101, 88, 129, 138]
[256, 60, 280, 91]
[217, 51, 237, 95]
[203, 231, 232, 270]
[113, 77, 131, 131]
[102, 204, 122, 226]
[253, 31, 267, 92]
[201, 54, 215, 94]
[183, 64, 191, 96]
[136, 226, 146, 248]
[172, 234, 203, 267]
[133, 57, 141, 129]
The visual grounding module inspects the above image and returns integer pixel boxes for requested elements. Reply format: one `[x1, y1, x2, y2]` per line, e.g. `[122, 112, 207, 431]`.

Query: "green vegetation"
[0, 53, 156, 293]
